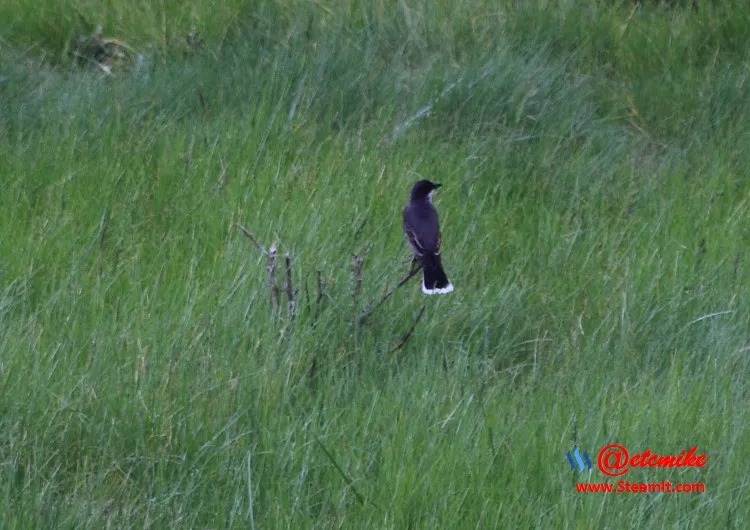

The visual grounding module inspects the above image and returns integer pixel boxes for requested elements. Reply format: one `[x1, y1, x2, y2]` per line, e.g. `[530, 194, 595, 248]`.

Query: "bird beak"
[434, 183, 442, 188]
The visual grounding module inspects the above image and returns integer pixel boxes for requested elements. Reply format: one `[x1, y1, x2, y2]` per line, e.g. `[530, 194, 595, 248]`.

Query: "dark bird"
[403, 180, 454, 295]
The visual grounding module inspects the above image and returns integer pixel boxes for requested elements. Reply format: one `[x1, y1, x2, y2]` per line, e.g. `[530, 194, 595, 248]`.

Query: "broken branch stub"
[285, 252, 296, 319]
[352, 254, 364, 301]
[268, 243, 279, 312]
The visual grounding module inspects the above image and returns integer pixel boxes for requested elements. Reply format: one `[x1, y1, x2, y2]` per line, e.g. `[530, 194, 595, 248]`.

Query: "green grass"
[1, 1, 749, 528]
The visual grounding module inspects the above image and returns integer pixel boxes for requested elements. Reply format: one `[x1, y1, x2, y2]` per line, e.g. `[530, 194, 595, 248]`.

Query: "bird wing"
[404, 224, 426, 256]
[403, 204, 441, 256]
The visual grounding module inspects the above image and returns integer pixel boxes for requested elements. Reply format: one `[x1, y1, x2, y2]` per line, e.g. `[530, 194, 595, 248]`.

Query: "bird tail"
[421, 255, 454, 295]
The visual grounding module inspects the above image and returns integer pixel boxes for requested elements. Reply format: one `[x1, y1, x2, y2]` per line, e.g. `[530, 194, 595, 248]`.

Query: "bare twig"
[236, 223, 268, 255]
[357, 260, 421, 324]
[390, 304, 427, 353]
[353, 217, 368, 243]
[352, 254, 364, 301]
[314, 435, 377, 510]
[316, 271, 323, 319]
[304, 273, 311, 317]
[268, 243, 279, 312]
[314, 270, 334, 320]
[197, 88, 206, 111]
[401, 257, 422, 286]
[309, 356, 317, 388]
[285, 252, 296, 319]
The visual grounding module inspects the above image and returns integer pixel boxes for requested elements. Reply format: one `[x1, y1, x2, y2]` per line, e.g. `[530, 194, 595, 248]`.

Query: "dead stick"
[352, 254, 364, 301]
[357, 262, 421, 324]
[268, 243, 279, 312]
[236, 223, 268, 255]
[285, 252, 295, 319]
[309, 356, 317, 388]
[303, 274, 311, 317]
[369, 263, 421, 312]
[316, 271, 324, 319]
[390, 304, 427, 353]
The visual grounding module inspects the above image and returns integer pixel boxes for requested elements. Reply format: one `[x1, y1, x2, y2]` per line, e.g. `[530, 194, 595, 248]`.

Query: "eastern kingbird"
[403, 180, 454, 295]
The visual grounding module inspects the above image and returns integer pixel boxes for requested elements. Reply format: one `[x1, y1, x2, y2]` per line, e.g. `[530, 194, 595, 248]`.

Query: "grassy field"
[2, 1, 749, 527]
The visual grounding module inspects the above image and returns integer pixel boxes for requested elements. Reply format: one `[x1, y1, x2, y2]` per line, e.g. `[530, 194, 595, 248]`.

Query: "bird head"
[410, 180, 442, 202]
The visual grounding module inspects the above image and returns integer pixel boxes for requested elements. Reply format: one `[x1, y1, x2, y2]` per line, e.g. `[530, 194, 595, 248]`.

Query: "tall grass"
[1, 1, 749, 527]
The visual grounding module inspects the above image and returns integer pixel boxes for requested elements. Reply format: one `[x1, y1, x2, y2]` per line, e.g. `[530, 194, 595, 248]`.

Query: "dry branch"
[285, 252, 296, 318]
[236, 223, 268, 255]
[352, 254, 364, 301]
[390, 304, 427, 353]
[356, 260, 421, 324]
[316, 271, 325, 319]
[309, 356, 317, 388]
[303, 274, 311, 316]
[268, 243, 279, 312]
